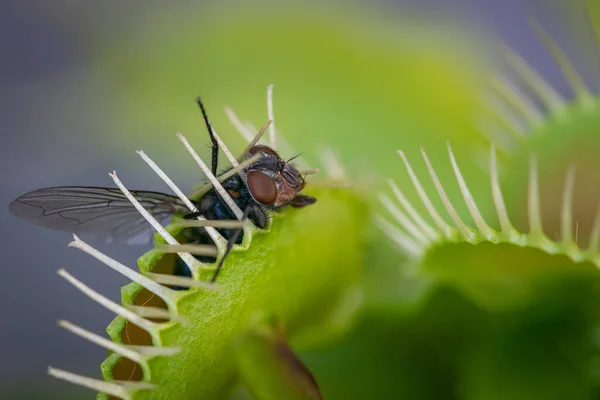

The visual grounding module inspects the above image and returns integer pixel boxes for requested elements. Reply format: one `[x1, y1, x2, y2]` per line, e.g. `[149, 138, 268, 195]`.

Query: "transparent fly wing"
[9, 186, 188, 244]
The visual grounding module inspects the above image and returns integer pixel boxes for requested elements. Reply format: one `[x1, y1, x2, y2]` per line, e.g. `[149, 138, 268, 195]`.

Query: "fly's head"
[246, 145, 316, 209]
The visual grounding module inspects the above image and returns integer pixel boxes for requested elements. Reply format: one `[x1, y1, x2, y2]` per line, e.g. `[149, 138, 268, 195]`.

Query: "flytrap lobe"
[378, 144, 600, 263]
[377, 142, 600, 308]
[376, 8, 600, 292]
[39, 85, 367, 399]
[464, 6, 600, 253]
[483, 12, 599, 155]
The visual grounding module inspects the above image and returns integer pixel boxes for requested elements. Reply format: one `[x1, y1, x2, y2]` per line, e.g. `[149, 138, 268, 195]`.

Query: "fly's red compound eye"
[247, 171, 278, 205]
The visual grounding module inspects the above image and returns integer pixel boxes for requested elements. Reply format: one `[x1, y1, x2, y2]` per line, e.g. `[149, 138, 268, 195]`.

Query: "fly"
[9, 97, 317, 283]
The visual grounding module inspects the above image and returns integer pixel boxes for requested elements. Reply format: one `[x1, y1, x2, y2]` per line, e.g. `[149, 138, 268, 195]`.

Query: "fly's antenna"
[196, 96, 219, 175]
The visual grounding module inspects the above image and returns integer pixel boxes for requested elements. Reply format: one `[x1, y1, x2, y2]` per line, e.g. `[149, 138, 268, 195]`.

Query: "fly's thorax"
[193, 174, 269, 230]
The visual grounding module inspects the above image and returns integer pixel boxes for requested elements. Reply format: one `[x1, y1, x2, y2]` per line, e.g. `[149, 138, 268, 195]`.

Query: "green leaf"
[99, 186, 368, 399]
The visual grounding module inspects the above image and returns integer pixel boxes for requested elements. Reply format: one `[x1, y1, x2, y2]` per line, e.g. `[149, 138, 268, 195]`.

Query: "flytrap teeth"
[173, 219, 247, 229]
[226, 85, 314, 171]
[486, 19, 598, 148]
[189, 154, 261, 200]
[267, 84, 277, 150]
[58, 320, 180, 364]
[109, 171, 204, 271]
[490, 74, 544, 128]
[380, 145, 600, 267]
[530, 21, 593, 104]
[58, 269, 159, 333]
[124, 305, 174, 320]
[318, 147, 348, 182]
[48, 367, 155, 400]
[500, 43, 566, 113]
[158, 244, 219, 258]
[146, 272, 222, 290]
[176, 132, 245, 221]
[239, 120, 272, 160]
[69, 234, 180, 303]
[374, 214, 422, 258]
[51, 85, 317, 397]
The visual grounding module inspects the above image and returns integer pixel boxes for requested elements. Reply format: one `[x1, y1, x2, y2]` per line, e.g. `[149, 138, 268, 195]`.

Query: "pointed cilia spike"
[243, 119, 312, 171]
[48, 367, 154, 400]
[527, 154, 545, 236]
[477, 118, 517, 154]
[301, 168, 320, 176]
[158, 244, 219, 258]
[588, 202, 600, 255]
[109, 171, 203, 270]
[374, 214, 422, 258]
[531, 20, 594, 105]
[176, 133, 245, 221]
[490, 74, 544, 128]
[137, 150, 226, 250]
[173, 219, 246, 229]
[69, 235, 178, 304]
[318, 147, 348, 182]
[384, 147, 600, 266]
[224, 106, 256, 143]
[239, 121, 273, 160]
[560, 166, 576, 245]
[486, 93, 528, 138]
[58, 320, 148, 364]
[588, 0, 600, 56]
[501, 43, 566, 113]
[447, 144, 497, 241]
[489, 146, 518, 236]
[388, 180, 438, 241]
[421, 148, 477, 242]
[125, 305, 174, 320]
[378, 194, 429, 245]
[57, 269, 158, 333]
[267, 84, 276, 150]
[128, 345, 182, 357]
[208, 127, 240, 167]
[397, 150, 455, 239]
[147, 272, 222, 290]
[189, 153, 261, 200]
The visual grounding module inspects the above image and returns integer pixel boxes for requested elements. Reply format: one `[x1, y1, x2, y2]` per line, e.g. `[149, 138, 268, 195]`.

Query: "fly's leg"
[184, 210, 205, 220]
[211, 206, 252, 283]
[196, 97, 219, 175]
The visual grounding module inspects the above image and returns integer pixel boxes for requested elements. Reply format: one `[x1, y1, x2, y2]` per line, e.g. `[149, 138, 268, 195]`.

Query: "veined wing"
[9, 186, 189, 244]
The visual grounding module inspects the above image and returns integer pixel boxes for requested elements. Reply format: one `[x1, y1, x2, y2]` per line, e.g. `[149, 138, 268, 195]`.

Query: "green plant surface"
[96, 186, 367, 399]
[233, 321, 322, 400]
[476, 4, 600, 246]
[302, 268, 600, 400]
[461, 269, 600, 400]
[42, 3, 600, 400]
[365, 7, 600, 397]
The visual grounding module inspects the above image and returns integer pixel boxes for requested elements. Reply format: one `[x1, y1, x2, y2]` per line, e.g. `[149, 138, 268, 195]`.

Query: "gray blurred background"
[0, 0, 592, 398]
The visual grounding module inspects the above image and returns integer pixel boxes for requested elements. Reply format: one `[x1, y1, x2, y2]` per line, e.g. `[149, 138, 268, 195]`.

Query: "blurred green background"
[3, 0, 600, 398]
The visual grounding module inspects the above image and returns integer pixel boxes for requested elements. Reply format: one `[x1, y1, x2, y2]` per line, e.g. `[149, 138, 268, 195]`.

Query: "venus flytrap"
[378, 144, 600, 308]
[474, 14, 599, 174]
[376, 9, 600, 311]
[47, 88, 366, 399]
[475, 7, 600, 251]
[486, 22, 596, 151]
